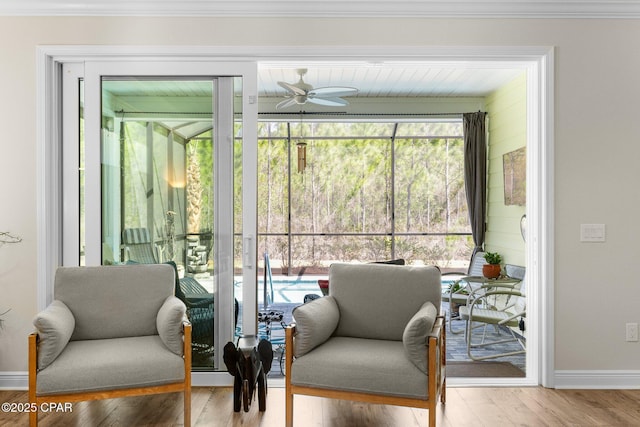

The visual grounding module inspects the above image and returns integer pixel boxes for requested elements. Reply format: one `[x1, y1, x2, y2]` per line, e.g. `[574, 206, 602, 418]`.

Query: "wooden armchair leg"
[28, 333, 38, 427]
[184, 388, 191, 426]
[285, 325, 294, 427]
[285, 392, 293, 427]
[183, 322, 192, 427]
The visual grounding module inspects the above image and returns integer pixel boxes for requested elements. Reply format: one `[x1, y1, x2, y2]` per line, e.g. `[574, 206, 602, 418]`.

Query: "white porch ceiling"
[259, 65, 525, 99]
[101, 64, 525, 99]
[101, 64, 526, 120]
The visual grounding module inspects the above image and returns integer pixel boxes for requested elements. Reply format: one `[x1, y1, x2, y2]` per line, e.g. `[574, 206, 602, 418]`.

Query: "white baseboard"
[554, 370, 640, 389]
[191, 371, 234, 387]
[0, 372, 27, 390]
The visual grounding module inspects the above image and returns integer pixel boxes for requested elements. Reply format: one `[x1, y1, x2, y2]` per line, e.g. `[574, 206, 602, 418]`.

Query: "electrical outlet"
[626, 323, 638, 342]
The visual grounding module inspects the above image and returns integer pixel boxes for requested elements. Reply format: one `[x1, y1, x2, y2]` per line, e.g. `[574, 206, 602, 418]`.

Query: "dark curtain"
[463, 112, 488, 256]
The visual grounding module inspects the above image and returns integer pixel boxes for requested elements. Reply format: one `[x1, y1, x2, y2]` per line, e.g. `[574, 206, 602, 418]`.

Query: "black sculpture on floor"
[223, 338, 273, 412]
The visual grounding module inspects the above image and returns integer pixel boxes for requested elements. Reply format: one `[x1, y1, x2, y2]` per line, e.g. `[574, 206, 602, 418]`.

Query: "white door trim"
[37, 44, 554, 387]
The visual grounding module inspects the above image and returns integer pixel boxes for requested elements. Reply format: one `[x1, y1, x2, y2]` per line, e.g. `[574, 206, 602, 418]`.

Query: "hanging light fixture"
[296, 112, 307, 173]
[297, 140, 307, 173]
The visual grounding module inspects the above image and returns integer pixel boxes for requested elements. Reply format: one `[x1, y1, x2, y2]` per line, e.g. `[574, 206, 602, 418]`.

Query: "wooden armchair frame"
[285, 316, 446, 427]
[28, 322, 192, 427]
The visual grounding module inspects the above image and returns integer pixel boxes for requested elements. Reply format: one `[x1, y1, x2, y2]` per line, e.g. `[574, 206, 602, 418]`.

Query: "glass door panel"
[74, 60, 257, 377]
[100, 78, 221, 370]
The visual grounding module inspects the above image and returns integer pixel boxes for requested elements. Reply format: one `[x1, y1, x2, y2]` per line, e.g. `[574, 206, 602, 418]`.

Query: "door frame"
[38, 49, 259, 385]
[82, 65, 247, 373]
[37, 45, 554, 387]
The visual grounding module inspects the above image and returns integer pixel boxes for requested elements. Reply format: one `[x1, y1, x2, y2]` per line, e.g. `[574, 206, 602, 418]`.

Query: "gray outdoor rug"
[445, 309, 526, 374]
[243, 301, 527, 379]
[447, 360, 525, 378]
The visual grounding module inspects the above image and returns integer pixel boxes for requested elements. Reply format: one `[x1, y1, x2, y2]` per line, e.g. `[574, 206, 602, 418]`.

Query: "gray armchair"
[28, 264, 191, 427]
[285, 262, 445, 427]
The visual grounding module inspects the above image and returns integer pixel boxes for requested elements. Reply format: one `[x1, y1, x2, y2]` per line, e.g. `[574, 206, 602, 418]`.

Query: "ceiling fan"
[276, 68, 358, 109]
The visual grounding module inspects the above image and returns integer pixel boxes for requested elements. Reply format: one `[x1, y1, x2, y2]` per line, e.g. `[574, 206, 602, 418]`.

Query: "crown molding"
[2, 0, 640, 19]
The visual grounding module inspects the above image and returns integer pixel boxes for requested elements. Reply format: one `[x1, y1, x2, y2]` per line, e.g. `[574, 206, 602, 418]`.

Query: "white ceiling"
[259, 65, 525, 99]
[102, 64, 526, 100]
[2, 0, 640, 18]
[101, 64, 526, 119]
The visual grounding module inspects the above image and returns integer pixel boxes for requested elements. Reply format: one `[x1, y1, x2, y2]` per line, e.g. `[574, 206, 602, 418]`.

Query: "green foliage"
[447, 281, 468, 294]
[117, 119, 472, 269]
[484, 252, 502, 265]
[256, 120, 471, 268]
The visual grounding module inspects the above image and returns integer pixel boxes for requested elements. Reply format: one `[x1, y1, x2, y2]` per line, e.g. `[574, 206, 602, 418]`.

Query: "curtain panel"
[463, 111, 487, 256]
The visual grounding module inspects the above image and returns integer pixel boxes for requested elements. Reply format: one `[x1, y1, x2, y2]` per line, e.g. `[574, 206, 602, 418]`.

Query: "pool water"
[249, 275, 459, 305]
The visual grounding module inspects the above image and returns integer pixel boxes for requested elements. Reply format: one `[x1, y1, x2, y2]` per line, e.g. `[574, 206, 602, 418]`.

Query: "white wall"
[485, 73, 527, 267]
[1, 16, 639, 383]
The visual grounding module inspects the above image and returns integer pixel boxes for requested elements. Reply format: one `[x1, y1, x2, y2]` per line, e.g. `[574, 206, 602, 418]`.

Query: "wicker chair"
[167, 261, 238, 357]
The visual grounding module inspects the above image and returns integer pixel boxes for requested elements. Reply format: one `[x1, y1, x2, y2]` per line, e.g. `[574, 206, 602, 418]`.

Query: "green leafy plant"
[447, 281, 468, 294]
[484, 252, 502, 265]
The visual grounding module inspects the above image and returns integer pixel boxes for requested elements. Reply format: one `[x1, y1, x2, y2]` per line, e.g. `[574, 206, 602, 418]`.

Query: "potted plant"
[482, 251, 502, 279]
[446, 281, 468, 317]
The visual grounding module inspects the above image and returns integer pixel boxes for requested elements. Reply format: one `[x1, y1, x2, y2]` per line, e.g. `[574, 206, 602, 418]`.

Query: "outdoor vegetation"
[112, 118, 473, 274]
[255, 120, 473, 274]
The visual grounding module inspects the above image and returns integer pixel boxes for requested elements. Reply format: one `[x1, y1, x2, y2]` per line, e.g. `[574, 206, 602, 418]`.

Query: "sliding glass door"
[63, 61, 258, 374]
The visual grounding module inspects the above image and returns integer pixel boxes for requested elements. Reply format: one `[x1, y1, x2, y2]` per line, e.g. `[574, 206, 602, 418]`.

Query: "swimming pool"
[248, 275, 460, 305]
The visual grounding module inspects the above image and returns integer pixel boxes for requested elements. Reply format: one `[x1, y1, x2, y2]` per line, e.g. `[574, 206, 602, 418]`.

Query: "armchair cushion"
[402, 301, 437, 374]
[292, 296, 339, 357]
[36, 335, 185, 396]
[290, 336, 427, 399]
[156, 296, 187, 355]
[33, 300, 75, 370]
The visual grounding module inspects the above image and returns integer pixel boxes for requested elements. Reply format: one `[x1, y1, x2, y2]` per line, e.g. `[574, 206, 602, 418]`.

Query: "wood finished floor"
[2, 387, 640, 426]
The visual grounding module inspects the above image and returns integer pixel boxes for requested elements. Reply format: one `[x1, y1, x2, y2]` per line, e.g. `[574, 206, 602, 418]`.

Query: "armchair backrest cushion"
[329, 263, 441, 341]
[54, 264, 175, 341]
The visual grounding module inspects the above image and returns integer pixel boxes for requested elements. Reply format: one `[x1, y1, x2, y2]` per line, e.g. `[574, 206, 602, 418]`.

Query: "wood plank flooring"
[1, 387, 640, 426]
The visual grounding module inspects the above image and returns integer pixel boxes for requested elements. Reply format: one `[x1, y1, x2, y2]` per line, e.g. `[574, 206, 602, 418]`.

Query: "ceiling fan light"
[277, 69, 358, 109]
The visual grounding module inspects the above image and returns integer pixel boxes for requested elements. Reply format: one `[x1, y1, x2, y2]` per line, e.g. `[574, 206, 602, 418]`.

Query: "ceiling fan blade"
[277, 81, 307, 96]
[276, 97, 300, 109]
[306, 97, 349, 107]
[308, 87, 358, 98]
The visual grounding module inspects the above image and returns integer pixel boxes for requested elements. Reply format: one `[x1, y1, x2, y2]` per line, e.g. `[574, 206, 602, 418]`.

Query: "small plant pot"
[450, 301, 461, 317]
[483, 264, 501, 279]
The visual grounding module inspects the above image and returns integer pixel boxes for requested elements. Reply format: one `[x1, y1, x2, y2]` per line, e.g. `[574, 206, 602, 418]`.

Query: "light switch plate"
[580, 224, 606, 242]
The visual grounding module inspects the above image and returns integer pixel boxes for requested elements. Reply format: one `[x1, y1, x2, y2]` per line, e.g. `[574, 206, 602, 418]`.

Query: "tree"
[186, 142, 202, 234]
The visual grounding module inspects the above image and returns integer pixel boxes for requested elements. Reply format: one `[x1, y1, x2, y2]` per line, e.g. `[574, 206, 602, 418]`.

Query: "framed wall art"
[503, 146, 526, 206]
